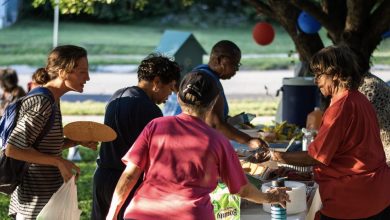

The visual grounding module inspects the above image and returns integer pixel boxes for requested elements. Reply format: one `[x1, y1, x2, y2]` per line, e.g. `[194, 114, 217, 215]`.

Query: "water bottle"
[271, 178, 287, 220]
[301, 128, 315, 151]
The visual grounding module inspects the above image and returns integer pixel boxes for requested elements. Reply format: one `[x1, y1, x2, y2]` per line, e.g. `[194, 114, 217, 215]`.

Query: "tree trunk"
[245, 0, 390, 76]
[246, 0, 324, 76]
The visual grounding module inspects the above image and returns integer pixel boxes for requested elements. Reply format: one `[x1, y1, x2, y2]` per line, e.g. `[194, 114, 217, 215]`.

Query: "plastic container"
[270, 178, 287, 220]
[302, 128, 315, 151]
[262, 181, 307, 215]
[306, 107, 322, 130]
[282, 77, 320, 128]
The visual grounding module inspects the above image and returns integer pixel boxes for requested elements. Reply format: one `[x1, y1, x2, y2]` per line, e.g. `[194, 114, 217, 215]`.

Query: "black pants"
[91, 167, 143, 220]
[320, 205, 390, 220]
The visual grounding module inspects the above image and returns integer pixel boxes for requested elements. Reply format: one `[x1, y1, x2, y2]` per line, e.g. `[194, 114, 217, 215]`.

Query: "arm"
[271, 151, 321, 166]
[63, 138, 98, 151]
[5, 143, 79, 182]
[206, 95, 266, 149]
[106, 162, 142, 220]
[237, 183, 290, 208]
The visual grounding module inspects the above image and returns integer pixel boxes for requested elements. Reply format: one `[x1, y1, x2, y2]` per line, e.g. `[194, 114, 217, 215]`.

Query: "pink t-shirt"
[122, 113, 248, 220]
[308, 90, 390, 218]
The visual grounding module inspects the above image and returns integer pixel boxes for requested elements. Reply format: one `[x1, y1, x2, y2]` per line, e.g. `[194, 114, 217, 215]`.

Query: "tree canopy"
[32, 0, 119, 14]
[32, 0, 193, 14]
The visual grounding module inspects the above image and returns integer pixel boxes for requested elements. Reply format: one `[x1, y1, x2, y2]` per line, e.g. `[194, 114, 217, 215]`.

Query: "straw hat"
[64, 121, 117, 142]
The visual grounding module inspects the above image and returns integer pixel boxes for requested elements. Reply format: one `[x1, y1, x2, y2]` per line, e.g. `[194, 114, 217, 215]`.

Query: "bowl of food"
[259, 131, 277, 142]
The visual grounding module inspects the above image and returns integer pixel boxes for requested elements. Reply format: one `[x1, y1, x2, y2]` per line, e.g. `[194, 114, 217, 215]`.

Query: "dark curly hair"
[310, 45, 362, 90]
[137, 53, 181, 84]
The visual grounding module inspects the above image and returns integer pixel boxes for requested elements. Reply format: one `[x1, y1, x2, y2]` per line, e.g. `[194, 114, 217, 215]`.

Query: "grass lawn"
[1, 19, 389, 68]
[59, 99, 278, 117]
[0, 20, 298, 69]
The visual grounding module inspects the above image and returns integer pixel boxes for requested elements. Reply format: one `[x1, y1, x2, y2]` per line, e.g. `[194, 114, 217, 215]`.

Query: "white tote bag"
[37, 176, 82, 220]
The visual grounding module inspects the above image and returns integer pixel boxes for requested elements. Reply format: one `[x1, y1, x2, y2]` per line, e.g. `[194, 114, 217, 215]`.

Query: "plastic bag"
[210, 182, 241, 220]
[37, 176, 81, 220]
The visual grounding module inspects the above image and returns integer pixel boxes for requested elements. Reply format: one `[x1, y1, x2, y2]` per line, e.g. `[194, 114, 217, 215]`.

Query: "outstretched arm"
[206, 95, 267, 149]
[238, 183, 290, 208]
[106, 162, 142, 220]
[63, 138, 98, 151]
[271, 150, 321, 166]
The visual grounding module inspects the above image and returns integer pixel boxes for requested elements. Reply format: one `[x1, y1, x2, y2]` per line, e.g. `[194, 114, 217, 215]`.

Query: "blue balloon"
[297, 11, 322, 34]
[382, 30, 390, 39]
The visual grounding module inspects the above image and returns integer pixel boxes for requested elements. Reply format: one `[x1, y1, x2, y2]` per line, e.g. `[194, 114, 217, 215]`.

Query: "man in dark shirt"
[91, 54, 180, 220]
[194, 40, 267, 149]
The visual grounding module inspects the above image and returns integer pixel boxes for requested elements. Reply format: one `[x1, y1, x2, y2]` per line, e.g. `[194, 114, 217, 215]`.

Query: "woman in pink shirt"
[269, 45, 390, 219]
[106, 71, 290, 220]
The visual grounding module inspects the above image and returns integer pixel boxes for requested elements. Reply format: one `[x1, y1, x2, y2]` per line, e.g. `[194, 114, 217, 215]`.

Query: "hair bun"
[178, 71, 219, 107]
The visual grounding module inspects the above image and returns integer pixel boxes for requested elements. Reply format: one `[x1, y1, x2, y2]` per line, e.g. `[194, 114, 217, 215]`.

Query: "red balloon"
[252, 22, 275, 46]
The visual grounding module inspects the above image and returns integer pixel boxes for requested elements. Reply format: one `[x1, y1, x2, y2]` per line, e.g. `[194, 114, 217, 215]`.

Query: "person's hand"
[247, 138, 269, 150]
[55, 157, 80, 182]
[266, 187, 291, 208]
[106, 210, 118, 220]
[270, 150, 281, 162]
[246, 148, 272, 163]
[78, 141, 98, 151]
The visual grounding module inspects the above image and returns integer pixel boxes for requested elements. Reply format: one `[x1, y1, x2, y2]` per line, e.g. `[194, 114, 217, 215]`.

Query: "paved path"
[8, 64, 390, 127]
[9, 65, 390, 102]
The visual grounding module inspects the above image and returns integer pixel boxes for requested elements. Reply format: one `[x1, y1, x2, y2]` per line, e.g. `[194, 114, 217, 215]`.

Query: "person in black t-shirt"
[91, 53, 181, 220]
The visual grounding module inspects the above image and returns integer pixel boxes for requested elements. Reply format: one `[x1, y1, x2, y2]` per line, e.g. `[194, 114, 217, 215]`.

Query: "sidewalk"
[8, 65, 390, 102]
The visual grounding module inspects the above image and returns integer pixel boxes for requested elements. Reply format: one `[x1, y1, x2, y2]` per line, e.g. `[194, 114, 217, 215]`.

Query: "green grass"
[61, 101, 107, 115]
[0, 195, 8, 219]
[228, 99, 278, 116]
[0, 20, 298, 68]
[59, 99, 278, 116]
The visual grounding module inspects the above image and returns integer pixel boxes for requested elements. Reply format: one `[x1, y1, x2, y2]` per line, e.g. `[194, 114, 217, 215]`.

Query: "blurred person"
[91, 53, 181, 220]
[106, 71, 290, 220]
[5, 45, 97, 219]
[193, 40, 266, 149]
[352, 49, 390, 165]
[267, 45, 390, 219]
[27, 67, 46, 92]
[0, 68, 26, 116]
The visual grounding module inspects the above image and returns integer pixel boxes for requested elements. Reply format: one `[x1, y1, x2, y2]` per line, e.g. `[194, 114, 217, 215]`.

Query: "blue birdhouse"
[297, 11, 322, 34]
[156, 30, 206, 116]
[155, 30, 206, 78]
[382, 30, 390, 39]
